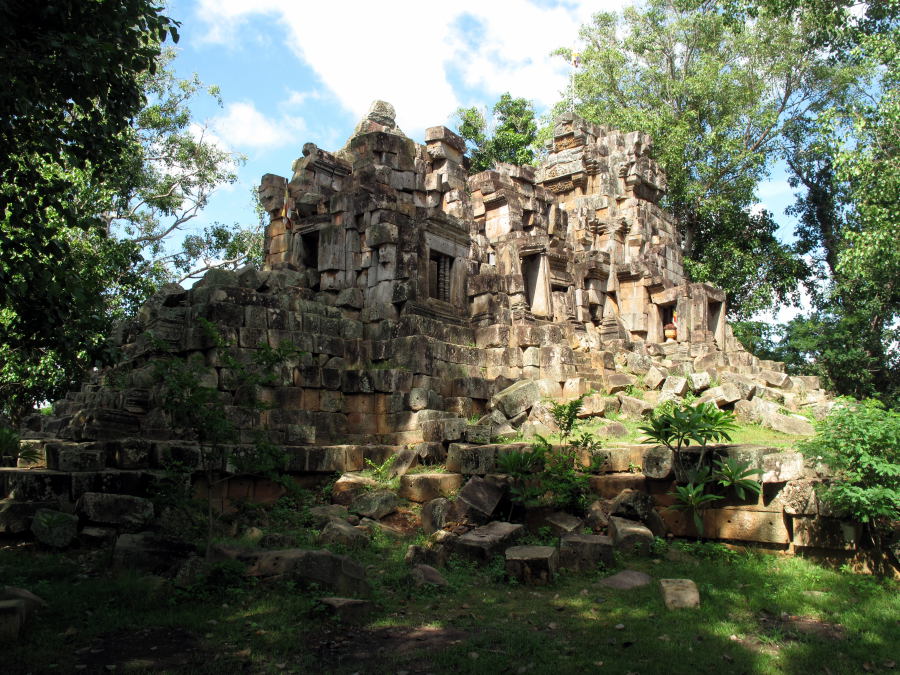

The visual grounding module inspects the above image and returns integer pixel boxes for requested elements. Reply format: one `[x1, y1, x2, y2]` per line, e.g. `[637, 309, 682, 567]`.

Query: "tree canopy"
[552, 0, 863, 318]
[455, 93, 538, 174]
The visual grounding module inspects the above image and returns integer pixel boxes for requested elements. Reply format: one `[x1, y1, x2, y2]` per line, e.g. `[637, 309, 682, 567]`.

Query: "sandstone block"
[318, 519, 369, 549]
[645, 366, 667, 390]
[589, 473, 647, 499]
[659, 579, 700, 610]
[349, 490, 399, 520]
[608, 516, 653, 554]
[446, 443, 496, 474]
[331, 474, 378, 506]
[605, 372, 636, 394]
[661, 376, 688, 397]
[491, 380, 540, 418]
[421, 497, 453, 535]
[689, 372, 710, 392]
[30, 509, 78, 548]
[643, 446, 674, 480]
[559, 533, 614, 571]
[398, 473, 463, 503]
[617, 394, 654, 418]
[454, 521, 523, 562]
[457, 476, 505, 518]
[505, 545, 558, 585]
[761, 451, 805, 483]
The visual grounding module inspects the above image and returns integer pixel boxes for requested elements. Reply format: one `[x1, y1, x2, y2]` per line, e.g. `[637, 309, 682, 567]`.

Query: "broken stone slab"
[331, 473, 378, 506]
[397, 473, 463, 503]
[318, 519, 369, 549]
[608, 516, 653, 554]
[209, 546, 370, 596]
[454, 521, 524, 562]
[543, 511, 583, 536]
[30, 509, 78, 548]
[505, 545, 558, 585]
[76, 492, 154, 530]
[759, 369, 790, 388]
[605, 372, 637, 395]
[44, 444, 105, 472]
[598, 569, 652, 590]
[457, 476, 505, 518]
[720, 372, 758, 399]
[490, 380, 540, 418]
[559, 533, 614, 572]
[411, 563, 449, 588]
[349, 489, 399, 520]
[317, 597, 371, 623]
[642, 446, 674, 480]
[659, 579, 700, 610]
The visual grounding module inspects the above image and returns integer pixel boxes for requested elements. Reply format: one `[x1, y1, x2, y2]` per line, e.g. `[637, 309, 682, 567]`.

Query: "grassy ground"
[3, 519, 898, 674]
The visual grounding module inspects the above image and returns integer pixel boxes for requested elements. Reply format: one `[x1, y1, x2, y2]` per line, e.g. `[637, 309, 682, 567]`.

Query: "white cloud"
[193, 0, 622, 137]
[210, 101, 306, 151]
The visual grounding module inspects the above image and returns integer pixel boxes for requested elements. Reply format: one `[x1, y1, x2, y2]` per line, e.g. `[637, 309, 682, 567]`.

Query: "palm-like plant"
[640, 402, 737, 477]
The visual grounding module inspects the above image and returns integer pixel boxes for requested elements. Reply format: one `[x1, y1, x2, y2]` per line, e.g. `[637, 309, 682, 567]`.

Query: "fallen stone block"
[446, 443, 497, 474]
[505, 545, 558, 585]
[318, 519, 369, 549]
[411, 563, 449, 587]
[610, 490, 655, 522]
[689, 372, 711, 393]
[308, 504, 350, 527]
[544, 511, 583, 536]
[598, 569, 652, 590]
[644, 366, 667, 390]
[559, 533, 614, 571]
[76, 492, 154, 530]
[659, 579, 700, 609]
[661, 376, 688, 397]
[608, 516, 653, 554]
[454, 521, 523, 562]
[113, 532, 199, 575]
[457, 476, 505, 518]
[421, 497, 453, 535]
[491, 380, 540, 418]
[349, 489, 399, 520]
[700, 383, 742, 407]
[331, 473, 378, 506]
[617, 394, 654, 418]
[30, 509, 78, 548]
[605, 372, 637, 395]
[398, 473, 463, 503]
[765, 412, 815, 436]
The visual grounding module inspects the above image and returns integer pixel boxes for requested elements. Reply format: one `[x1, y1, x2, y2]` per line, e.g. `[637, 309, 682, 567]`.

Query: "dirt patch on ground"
[74, 627, 209, 672]
[759, 610, 847, 641]
[310, 624, 470, 672]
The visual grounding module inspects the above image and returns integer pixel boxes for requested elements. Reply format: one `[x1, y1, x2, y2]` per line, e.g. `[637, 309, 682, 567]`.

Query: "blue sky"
[163, 0, 801, 319]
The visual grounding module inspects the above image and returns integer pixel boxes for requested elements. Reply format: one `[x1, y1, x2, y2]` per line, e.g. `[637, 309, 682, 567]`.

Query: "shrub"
[640, 401, 736, 478]
[797, 400, 899, 529]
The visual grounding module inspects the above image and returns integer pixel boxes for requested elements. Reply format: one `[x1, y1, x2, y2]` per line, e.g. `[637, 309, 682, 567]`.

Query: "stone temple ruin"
[1, 101, 855, 564]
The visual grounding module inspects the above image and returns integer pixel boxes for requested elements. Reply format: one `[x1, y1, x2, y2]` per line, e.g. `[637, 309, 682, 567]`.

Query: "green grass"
[3, 527, 897, 674]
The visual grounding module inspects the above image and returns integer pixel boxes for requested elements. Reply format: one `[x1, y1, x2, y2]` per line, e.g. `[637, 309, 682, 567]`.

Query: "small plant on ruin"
[668, 466, 722, 534]
[640, 401, 737, 479]
[711, 457, 763, 500]
[502, 435, 591, 513]
[0, 424, 41, 466]
[364, 455, 397, 485]
[548, 393, 587, 439]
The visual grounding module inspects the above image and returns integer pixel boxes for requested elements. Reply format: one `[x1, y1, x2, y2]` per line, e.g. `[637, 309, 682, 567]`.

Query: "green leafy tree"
[757, 0, 900, 404]
[455, 93, 538, 173]
[1, 35, 260, 422]
[0, 1, 178, 423]
[553, 0, 859, 318]
[798, 400, 899, 553]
